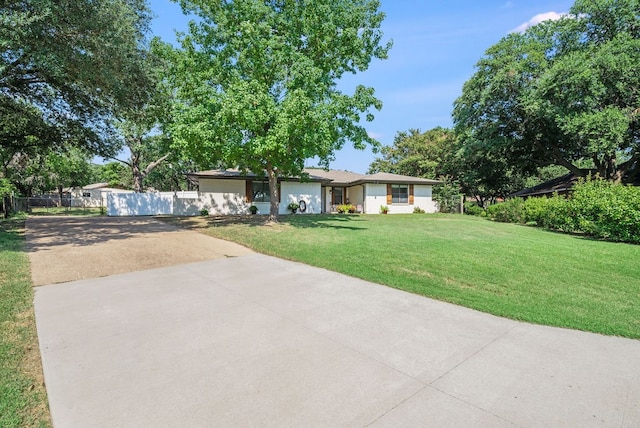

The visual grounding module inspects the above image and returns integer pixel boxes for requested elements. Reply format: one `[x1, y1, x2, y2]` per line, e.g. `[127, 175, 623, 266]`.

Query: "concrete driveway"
[31, 217, 640, 427]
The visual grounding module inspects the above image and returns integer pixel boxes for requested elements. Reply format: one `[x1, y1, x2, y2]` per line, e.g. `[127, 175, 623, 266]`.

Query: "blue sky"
[148, 0, 575, 173]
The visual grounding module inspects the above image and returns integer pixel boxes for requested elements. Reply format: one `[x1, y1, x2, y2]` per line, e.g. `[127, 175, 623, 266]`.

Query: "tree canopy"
[367, 127, 525, 207]
[368, 128, 456, 179]
[169, 0, 391, 219]
[453, 0, 640, 183]
[0, 0, 154, 158]
[110, 40, 175, 192]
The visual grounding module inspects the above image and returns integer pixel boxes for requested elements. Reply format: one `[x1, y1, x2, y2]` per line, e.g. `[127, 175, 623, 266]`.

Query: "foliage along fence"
[11, 196, 104, 212]
[482, 179, 640, 244]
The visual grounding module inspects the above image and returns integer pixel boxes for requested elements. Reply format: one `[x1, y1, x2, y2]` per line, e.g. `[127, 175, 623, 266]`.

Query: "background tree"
[95, 162, 134, 189]
[0, 0, 154, 167]
[144, 159, 199, 191]
[1, 147, 93, 197]
[453, 0, 640, 185]
[169, 0, 391, 220]
[42, 148, 94, 205]
[452, 137, 528, 207]
[368, 127, 456, 178]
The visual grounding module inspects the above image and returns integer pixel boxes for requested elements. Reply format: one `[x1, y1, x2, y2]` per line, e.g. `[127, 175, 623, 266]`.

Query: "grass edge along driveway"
[165, 214, 640, 339]
[0, 216, 51, 428]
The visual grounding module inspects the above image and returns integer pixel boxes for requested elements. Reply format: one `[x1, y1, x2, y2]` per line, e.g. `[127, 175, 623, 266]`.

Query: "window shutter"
[409, 184, 414, 205]
[386, 184, 392, 204]
[277, 182, 281, 202]
[245, 181, 253, 203]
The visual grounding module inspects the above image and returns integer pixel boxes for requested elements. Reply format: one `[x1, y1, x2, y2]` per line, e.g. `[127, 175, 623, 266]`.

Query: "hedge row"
[483, 179, 640, 244]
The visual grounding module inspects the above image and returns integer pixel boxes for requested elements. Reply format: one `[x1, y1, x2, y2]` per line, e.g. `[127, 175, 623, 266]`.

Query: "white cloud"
[511, 11, 566, 33]
[367, 131, 385, 141]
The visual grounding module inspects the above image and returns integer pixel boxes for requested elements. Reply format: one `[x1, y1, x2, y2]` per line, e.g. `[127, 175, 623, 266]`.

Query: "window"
[252, 181, 270, 202]
[391, 184, 408, 204]
[82, 191, 91, 198]
[332, 187, 343, 205]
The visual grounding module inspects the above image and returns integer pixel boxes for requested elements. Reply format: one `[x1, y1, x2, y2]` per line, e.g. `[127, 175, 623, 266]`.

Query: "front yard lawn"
[167, 214, 640, 339]
[0, 216, 50, 427]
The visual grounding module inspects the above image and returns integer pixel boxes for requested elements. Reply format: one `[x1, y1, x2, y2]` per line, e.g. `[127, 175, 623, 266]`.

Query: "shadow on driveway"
[26, 216, 253, 286]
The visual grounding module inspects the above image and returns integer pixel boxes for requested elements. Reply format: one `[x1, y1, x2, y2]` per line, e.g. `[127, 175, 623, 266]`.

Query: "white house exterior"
[186, 170, 326, 215]
[307, 169, 440, 214]
[186, 169, 440, 215]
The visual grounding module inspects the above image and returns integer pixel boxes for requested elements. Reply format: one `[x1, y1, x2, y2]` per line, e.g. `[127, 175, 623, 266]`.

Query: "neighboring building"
[511, 166, 640, 199]
[186, 168, 441, 215]
[510, 173, 583, 199]
[67, 183, 134, 207]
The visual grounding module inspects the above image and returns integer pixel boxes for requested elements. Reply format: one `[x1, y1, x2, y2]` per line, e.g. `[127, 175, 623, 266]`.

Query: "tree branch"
[142, 152, 171, 176]
[104, 155, 132, 168]
[551, 146, 583, 176]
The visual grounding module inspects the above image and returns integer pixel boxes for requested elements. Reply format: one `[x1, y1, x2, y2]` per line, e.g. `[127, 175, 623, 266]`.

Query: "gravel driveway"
[26, 216, 252, 286]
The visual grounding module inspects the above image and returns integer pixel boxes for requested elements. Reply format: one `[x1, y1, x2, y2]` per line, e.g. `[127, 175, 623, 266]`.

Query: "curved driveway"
[30, 216, 640, 427]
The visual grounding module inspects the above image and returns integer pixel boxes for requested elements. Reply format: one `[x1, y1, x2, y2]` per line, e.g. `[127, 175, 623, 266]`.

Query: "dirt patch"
[158, 214, 274, 229]
[26, 216, 253, 286]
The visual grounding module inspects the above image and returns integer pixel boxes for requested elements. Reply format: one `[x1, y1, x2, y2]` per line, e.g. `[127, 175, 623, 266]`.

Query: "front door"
[332, 187, 344, 206]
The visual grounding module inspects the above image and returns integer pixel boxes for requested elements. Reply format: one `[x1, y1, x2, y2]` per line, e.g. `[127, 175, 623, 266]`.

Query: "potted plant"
[379, 205, 389, 214]
[288, 202, 300, 213]
[249, 205, 258, 215]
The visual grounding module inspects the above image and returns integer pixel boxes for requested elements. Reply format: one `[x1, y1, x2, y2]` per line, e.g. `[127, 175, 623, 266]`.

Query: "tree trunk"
[267, 164, 279, 222]
[551, 147, 583, 177]
[57, 185, 63, 207]
[132, 163, 144, 193]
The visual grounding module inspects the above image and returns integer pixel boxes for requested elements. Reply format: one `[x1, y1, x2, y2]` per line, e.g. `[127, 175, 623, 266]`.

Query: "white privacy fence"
[107, 191, 225, 216]
[107, 193, 174, 216]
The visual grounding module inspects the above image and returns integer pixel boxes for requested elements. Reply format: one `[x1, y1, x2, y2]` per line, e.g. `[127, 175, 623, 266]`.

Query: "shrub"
[379, 205, 388, 214]
[433, 180, 461, 213]
[463, 202, 484, 216]
[288, 202, 300, 212]
[336, 204, 356, 214]
[569, 179, 640, 243]
[413, 206, 425, 214]
[521, 196, 548, 225]
[486, 198, 525, 223]
[200, 208, 209, 216]
[537, 195, 574, 233]
[483, 179, 640, 243]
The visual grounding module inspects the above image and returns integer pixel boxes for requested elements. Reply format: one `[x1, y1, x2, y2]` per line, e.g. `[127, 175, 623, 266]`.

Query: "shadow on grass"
[0, 213, 29, 237]
[162, 213, 367, 231]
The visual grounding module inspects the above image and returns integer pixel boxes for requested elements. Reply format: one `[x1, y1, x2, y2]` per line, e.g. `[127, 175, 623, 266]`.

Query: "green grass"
[0, 215, 51, 427]
[170, 214, 640, 339]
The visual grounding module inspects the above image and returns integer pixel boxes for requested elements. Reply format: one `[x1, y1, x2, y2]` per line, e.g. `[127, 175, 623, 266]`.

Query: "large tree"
[110, 40, 175, 193]
[453, 0, 640, 183]
[169, 0, 391, 220]
[0, 0, 154, 159]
